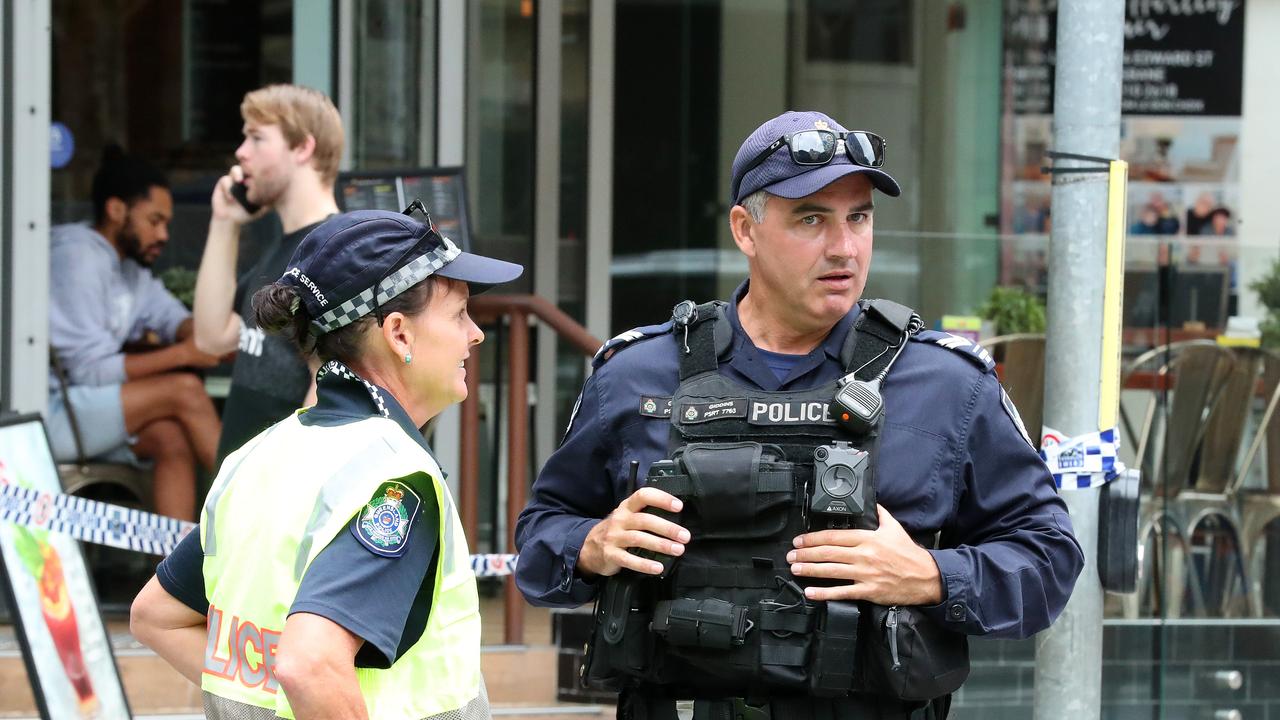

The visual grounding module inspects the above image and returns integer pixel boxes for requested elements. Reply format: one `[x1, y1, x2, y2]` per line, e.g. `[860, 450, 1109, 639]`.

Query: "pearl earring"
[404, 353, 413, 364]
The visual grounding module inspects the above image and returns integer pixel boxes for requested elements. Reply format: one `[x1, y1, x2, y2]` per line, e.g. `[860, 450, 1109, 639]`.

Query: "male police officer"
[515, 111, 1084, 719]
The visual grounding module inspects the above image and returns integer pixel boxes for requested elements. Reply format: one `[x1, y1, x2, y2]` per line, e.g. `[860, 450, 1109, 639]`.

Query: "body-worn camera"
[809, 442, 875, 530]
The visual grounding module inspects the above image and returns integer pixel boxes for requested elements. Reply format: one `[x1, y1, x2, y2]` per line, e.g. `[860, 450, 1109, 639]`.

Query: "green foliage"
[976, 286, 1047, 336]
[1262, 317, 1280, 350]
[159, 266, 197, 309]
[1251, 256, 1280, 349]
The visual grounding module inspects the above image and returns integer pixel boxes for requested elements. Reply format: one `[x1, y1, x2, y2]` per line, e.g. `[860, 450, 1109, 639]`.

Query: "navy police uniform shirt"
[514, 281, 1084, 640]
[156, 365, 441, 668]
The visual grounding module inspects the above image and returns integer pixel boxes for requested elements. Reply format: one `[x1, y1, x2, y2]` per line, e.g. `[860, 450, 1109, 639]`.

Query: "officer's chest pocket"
[877, 422, 952, 524]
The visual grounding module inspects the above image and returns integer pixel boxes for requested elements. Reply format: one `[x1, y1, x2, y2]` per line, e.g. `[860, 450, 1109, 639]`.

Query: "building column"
[2, 0, 51, 415]
[585, 0, 615, 343]
[1237, 0, 1280, 318]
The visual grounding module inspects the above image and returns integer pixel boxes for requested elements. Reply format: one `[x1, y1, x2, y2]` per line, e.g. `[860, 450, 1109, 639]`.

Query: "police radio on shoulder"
[831, 328, 910, 436]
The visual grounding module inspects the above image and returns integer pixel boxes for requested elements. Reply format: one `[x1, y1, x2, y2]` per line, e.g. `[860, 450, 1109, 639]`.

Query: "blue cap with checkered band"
[279, 209, 523, 336]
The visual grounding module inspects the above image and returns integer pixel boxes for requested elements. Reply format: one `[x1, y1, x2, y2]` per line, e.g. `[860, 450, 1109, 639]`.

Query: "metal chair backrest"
[979, 333, 1046, 448]
[1197, 347, 1266, 494]
[1123, 341, 1234, 498]
[1264, 352, 1280, 495]
[1230, 348, 1280, 495]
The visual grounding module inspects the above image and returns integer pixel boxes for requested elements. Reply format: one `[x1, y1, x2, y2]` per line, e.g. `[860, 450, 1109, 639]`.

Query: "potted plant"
[976, 286, 1047, 337]
[159, 266, 198, 309]
[1249, 256, 1280, 349]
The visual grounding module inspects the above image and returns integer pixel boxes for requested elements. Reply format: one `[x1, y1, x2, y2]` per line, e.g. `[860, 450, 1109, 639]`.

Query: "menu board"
[1005, 0, 1245, 117]
[337, 168, 471, 250]
[0, 415, 131, 720]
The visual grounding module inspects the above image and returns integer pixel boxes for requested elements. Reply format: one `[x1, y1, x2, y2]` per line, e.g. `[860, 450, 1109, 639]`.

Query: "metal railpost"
[460, 354, 481, 545]
[505, 311, 529, 645]
[1033, 1, 1125, 718]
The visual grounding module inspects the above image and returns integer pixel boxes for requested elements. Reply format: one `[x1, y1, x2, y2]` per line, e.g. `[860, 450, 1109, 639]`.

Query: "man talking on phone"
[191, 84, 345, 463]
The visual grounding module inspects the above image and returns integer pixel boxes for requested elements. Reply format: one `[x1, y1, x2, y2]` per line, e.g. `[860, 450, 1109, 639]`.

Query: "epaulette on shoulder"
[592, 321, 674, 369]
[910, 330, 996, 373]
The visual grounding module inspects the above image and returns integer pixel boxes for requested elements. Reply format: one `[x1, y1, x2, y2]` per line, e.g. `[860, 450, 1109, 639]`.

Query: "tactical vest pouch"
[650, 442, 795, 540]
[809, 600, 861, 697]
[857, 604, 970, 702]
[652, 598, 751, 649]
[757, 583, 818, 688]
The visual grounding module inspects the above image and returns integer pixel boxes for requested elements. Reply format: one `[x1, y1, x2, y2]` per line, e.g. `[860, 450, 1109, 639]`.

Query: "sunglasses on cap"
[401, 198, 435, 227]
[732, 129, 887, 203]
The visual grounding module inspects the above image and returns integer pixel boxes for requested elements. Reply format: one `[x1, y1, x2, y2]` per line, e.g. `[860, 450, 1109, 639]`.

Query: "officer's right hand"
[577, 487, 689, 578]
[210, 165, 262, 224]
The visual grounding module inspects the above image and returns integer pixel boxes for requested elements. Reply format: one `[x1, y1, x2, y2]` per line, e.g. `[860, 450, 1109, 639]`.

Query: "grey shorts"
[44, 384, 139, 464]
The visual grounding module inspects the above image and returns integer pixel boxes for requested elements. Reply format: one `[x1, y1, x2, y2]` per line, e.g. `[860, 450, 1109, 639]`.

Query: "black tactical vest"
[584, 299, 967, 712]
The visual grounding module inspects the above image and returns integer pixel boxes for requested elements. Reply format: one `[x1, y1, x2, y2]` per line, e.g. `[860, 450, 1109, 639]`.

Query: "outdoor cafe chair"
[1229, 348, 1280, 616]
[1118, 340, 1237, 618]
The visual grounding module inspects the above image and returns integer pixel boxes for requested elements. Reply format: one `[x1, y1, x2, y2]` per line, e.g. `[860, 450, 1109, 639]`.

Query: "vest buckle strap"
[692, 698, 772, 720]
[652, 598, 753, 649]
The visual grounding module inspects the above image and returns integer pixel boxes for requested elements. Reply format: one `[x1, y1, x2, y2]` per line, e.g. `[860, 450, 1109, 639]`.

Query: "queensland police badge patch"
[352, 481, 421, 557]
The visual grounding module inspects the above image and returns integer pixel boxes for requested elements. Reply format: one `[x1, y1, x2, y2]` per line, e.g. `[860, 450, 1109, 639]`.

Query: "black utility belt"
[585, 585, 970, 702]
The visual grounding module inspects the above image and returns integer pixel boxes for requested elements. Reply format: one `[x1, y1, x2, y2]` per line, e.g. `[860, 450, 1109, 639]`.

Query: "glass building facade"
[5, 1, 1280, 716]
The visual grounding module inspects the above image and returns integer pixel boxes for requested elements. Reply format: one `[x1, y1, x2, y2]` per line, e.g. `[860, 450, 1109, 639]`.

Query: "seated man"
[46, 145, 222, 521]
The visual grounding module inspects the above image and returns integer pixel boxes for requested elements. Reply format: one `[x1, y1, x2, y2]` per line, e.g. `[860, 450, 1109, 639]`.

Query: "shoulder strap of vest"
[910, 330, 997, 373]
[675, 300, 730, 380]
[840, 299, 923, 379]
[591, 321, 675, 369]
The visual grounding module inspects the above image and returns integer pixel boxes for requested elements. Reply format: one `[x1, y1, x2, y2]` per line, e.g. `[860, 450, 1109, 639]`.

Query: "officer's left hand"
[787, 505, 943, 606]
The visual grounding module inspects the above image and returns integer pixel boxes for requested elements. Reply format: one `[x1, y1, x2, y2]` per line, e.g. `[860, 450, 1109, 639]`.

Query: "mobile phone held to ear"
[229, 181, 261, 214]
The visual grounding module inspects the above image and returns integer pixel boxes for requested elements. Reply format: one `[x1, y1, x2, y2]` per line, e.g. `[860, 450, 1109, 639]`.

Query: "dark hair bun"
[252, 283, 308, 347]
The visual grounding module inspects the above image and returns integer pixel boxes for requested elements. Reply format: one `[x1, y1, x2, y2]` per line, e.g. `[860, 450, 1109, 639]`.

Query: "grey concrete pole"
[1033, 1, 1125, 719]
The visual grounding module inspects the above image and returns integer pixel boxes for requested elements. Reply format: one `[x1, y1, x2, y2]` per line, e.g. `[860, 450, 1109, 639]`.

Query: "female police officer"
[130, 208, 522, 720]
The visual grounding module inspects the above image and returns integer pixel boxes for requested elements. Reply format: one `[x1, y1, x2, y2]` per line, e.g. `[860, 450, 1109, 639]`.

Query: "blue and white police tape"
[1038, 426, 1126, 490]
[470, 553, 518, 577]
[0, 482, 191, 555]
[0, 483, 519, 576]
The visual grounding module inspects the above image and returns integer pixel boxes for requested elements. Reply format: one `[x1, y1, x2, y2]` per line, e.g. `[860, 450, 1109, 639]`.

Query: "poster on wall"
[1001, 0, 1245, 330]
[0, 414, 131, 720]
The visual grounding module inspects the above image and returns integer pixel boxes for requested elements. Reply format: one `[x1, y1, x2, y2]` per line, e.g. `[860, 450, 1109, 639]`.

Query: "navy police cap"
[730, 110, 901, 206]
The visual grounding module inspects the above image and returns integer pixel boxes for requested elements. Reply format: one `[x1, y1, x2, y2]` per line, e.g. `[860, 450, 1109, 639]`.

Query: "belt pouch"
[809, 600, 861, 697]
[584, 578, 653, 689]
[857, 605, 969, 702]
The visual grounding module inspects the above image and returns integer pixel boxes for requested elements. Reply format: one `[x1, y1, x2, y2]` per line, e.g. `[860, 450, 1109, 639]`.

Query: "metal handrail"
[461, 294, 601, 645]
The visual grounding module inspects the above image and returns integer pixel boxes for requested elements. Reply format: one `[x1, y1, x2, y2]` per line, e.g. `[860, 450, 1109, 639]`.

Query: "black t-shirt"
[216, 221, 324, 463]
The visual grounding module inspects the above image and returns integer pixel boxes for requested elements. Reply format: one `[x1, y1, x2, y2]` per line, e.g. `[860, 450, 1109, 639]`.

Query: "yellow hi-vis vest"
[198, 413, 486, 720]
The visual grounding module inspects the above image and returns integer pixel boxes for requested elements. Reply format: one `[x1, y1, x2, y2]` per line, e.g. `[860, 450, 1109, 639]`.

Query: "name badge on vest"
[748, 400, 835, 426]
[639, 396, 673, 418]
[679, 399, 749, 423]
